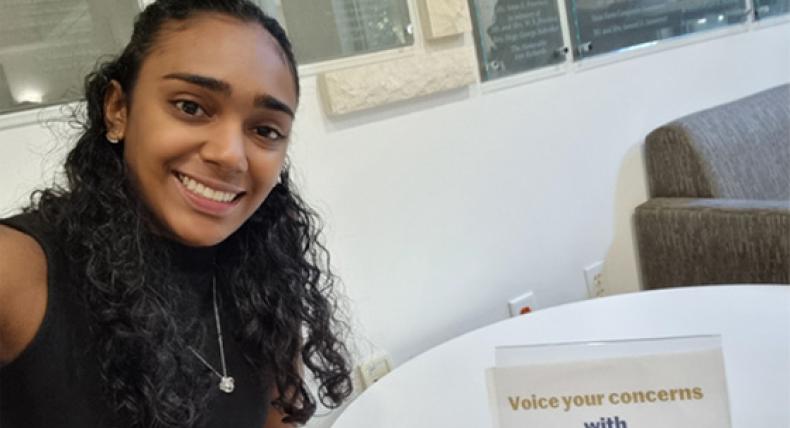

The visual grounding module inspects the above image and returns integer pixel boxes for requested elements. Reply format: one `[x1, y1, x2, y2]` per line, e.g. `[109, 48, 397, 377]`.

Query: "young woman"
[0, 1, 352, 427]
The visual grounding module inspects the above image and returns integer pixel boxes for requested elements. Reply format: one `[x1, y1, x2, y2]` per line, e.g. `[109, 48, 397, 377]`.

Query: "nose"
[200, 121, 248, 173]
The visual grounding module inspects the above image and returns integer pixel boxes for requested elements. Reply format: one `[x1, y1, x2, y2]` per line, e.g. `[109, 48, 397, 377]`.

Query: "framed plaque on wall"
[259, 0, 415, 65]
[565, 0, 750, 60]
[469, 0, 568, 81]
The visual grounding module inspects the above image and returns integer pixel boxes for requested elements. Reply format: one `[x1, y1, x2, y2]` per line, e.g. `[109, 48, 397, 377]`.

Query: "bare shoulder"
[0, 224, 48, 366]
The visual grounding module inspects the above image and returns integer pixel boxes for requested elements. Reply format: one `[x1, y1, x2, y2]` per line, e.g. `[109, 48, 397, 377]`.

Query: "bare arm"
[0, 225, 48, 367]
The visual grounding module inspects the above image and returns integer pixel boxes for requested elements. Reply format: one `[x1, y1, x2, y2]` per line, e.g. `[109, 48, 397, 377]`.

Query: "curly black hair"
[26, 0, 352, 426]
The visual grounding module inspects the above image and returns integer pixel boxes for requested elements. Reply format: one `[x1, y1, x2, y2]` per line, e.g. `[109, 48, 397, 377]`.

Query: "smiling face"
[104, 13, 298, 247]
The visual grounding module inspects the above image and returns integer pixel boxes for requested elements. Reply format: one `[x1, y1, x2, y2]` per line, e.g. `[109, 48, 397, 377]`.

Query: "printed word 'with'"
[584, 416, 628, 428]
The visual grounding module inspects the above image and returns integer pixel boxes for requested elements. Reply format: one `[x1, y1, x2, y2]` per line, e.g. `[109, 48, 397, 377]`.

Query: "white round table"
[331, 286, 790, 428]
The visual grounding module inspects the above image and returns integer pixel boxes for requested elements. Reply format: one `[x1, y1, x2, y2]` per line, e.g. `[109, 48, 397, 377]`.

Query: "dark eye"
[255, 125, 285, 141]
[174, 100, 205, 117]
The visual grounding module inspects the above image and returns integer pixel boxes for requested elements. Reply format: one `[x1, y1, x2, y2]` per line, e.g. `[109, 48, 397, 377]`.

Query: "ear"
[103, 80, 128, 141]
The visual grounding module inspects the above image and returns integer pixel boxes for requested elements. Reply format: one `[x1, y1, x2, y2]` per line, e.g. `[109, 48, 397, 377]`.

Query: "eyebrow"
[253, 94, 294, 118]
[163, 73, 294, 118]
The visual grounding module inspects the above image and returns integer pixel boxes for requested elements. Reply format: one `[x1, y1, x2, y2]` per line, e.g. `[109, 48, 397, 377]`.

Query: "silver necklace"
[188, 277, 235, 393]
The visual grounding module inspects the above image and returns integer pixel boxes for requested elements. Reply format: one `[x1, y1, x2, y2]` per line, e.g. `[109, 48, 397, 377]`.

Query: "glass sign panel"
[0, 0, 139, 114]
[566, 0, 750, 60]
[469, 0, 567, 81]
[754, 0, 790, 19]
[274, 0, 414, 64]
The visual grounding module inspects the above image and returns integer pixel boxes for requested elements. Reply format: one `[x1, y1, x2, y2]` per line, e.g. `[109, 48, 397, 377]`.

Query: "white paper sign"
[486, 337, 731, 428]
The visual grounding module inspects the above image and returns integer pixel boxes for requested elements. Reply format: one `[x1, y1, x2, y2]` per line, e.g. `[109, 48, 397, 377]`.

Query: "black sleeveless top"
[0, 212, 272, 427]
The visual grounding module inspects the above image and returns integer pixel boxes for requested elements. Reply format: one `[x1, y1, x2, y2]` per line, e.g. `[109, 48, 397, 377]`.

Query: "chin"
[189, 231, 233, 247]
[182, 235, 226, 247]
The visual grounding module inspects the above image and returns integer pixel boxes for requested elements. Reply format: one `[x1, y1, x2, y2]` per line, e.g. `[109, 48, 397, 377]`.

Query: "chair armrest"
[634, 198, 790, 290]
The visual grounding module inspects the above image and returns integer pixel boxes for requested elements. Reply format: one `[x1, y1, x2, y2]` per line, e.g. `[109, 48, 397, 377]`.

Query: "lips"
[173, 172, 244, 217]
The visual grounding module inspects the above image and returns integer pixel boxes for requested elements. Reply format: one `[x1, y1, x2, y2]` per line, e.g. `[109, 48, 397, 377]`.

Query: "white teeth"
[177, 174, 238, 203]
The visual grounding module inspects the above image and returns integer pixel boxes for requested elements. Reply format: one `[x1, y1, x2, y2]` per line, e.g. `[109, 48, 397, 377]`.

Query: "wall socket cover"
[508, 290, 537, 317]
[358, 355, 392, 388]
[584, 261, 605, 298]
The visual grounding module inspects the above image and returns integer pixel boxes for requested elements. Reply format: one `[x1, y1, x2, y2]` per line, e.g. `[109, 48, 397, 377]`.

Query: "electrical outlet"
[357, 355, 392, 388]
[508, 290, 537, 317]
[584, 261, 605, 298]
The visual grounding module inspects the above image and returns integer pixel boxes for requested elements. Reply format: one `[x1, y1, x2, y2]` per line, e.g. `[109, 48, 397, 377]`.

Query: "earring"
[106, 133, 121, 144]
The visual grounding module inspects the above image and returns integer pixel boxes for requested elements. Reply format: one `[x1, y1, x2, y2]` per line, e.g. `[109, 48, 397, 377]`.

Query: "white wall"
[0, 112, 73, 216]
[288, 22, 790, 365]
[302, 22, 790, 422]
[1, 17, 788, 428]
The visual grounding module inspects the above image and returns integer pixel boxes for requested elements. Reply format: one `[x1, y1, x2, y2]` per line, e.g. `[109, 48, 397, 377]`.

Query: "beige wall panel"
[319, 47, 477, 116]
[420, 0, 472, 39]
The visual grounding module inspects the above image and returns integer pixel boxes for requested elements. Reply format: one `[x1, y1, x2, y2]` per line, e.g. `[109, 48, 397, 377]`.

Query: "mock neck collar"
[156, 236, 220, 275]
